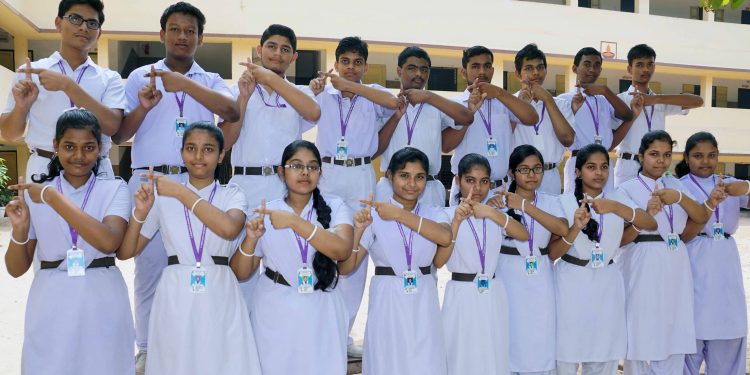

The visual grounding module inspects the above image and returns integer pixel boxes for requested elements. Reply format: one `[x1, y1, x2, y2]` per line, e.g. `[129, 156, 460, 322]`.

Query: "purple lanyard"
[643, 105, 655, 132]
[174, 92, 187, 117]
[56, 175, 96, 248]
[522, 195, 539, 256]
[183, 182, 218, 266]
[56, 61, 88, 108]
[396, 204, 421, 271]
[476, 100, 493, 137]
[292, 208, 316, 268]
[404, 103, 425, 145]
[688, 174, 719, 222]
[533, 103, 547, 135]
[596, 210, 605, 245]
[466, 217, 487, 274]
[583, 96, 600, 136]
[256, 84, 287, 108]
[336, 95, 359, 138]
[637, 175, 675, 232]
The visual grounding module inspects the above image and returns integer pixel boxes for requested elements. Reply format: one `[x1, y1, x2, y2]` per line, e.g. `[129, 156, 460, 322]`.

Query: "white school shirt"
[381, 102, 456, 176]
[680, 174, 748, 235]
[361, 199, 450, 275]
[502, 192, 564, 256]
[443, 206, 504, 276]
[140, 182, 248, 262]
[312, 84, 394, 158]
[27, 173, 130, 266]
[125, 59, 231, 169]
[451, 90, 520, 181]
[615, 86, 689, 154]
[512, 93, 576, 165]
[4, 51, 124, 156]
[618, 173, 695, 239]
[230, 81, 316, 167]
[252, 195, 352, 284]
[557, 88, 619, 150]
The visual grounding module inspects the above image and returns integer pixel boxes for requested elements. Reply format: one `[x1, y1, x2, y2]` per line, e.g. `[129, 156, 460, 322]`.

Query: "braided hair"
[574, 143, 609, 242]
[32, 109, 102, 183]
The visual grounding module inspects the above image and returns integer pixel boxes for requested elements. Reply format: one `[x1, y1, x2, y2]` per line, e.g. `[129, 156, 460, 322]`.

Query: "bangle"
[521, 199, 527, 213]
[704, 200, 716, 212]
[10, 231, 30, 245]
[306, 225, 319, 242]
[450, 239, 457, 244]
[417, 216, 423, 234]
[745, 180, 750, 195]
[131, 207, 147, 224]
[40, 185, 52, 205]
[561, 236, 574, 246]
[631, 224, 642, 233]
[352, 246, 360, 253]
[628, 207, 636, 223]
[502, 212, 510, 230]
[676, 190, 683, 205]
[238, 243, 255, 257]
[190, 198, 204, 214]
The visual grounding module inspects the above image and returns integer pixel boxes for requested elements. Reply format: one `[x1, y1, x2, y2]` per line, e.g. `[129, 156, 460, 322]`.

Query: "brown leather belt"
[167, 255, 229, 266]
[40, 256, 116, 270]
[233, 166, 279, 176]
[374, 266, 431, 276]
[321, 156, 371, 167]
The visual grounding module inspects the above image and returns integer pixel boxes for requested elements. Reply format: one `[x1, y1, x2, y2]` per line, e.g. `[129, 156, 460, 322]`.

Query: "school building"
[0, 0, 748, 186]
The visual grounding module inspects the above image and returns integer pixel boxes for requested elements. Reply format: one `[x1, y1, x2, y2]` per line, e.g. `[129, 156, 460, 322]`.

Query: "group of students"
[1, 1, 747, 375]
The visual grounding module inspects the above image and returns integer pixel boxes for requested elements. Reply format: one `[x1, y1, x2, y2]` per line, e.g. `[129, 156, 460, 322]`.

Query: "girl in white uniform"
[490, 144, 570, 375]
[238, 140, 354, 375]
[548, 143, 656, 374]
[437, 153, 528, 375]
[617, 130, 714, 375]
[341, 147, 453, 375]
[5, 109, 134, 374]
[675, 132, 750, 375]
[119, 122, 261, 375]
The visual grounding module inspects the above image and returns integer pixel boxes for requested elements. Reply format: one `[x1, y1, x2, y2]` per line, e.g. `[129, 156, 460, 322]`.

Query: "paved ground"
[2, 212, 750, 374]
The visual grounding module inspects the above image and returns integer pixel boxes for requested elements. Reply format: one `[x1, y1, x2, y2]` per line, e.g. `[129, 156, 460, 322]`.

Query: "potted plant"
[0, 157, 14, 217]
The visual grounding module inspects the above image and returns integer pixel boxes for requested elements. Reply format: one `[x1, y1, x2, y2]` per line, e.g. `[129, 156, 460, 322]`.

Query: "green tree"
[701, 0, 747, 11]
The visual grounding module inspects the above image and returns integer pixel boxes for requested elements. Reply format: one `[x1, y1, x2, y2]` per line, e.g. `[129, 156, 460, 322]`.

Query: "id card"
[713, 222, 725, 240]
[477, 274, 490, 293]
[403, 270, 418, 294]
[591, 246, 604, 269]
[335, 138, 349, 161]
[486, 138, 498, 157]
[667, 233, 680, 251]
[535, 134, 545, 151]
[297, 267, 314, 294]
[594, 135, 602, 145]
[190, 267, 207, 293]
[66, 248, 86, 277]
[525, 255, 538, 276]
[175, 117, 189, 138]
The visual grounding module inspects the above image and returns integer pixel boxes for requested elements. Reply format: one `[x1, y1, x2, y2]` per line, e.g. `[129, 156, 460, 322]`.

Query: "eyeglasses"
[284, 164, 321, 173]
[63, 14, 101, 30]
[515, 166, 544, 175]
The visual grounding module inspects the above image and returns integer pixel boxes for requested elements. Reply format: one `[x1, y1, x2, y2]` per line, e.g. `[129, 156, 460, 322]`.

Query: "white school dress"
[617, 174, 697, 361]
[555, 191, 632, 363]
[360, 200, 450, 375]
[441, 207, 510, 375]
[140, 182, 261, 375]
[681, 174, 748, 341]
[250, 195, 351, 374]
[496, 192, 561, 373]
[23, 173, 133, 374]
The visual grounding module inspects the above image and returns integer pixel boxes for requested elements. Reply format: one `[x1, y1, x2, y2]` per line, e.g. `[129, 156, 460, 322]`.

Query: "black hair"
[261, 24, 297, 52]
[398, 46, 431, 67]
[506, 145, 544, 223]
[573, 47, 602, 66]
[514, 43, 547, 72]
[638, 130, 674, 174]
[461, 45, 493, 69]
[58, 0, 104, 24]
[182, 121, 224, 181]
[387, 147, 429, 176]
[574, 143, 609, 242]
[627, 44, 656, 66]
[32, 109, 102, 183]
[160, 2, 206, 35]
[675, 131, 718, 178]
[454, 153, 491, 204]
[280, 140, 337, 291]
[335, 36, 368, 61]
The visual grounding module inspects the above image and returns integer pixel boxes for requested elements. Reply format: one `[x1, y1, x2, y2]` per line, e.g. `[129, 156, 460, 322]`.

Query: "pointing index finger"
[149, 65, 156, 86]
[25, 58, 31, 81]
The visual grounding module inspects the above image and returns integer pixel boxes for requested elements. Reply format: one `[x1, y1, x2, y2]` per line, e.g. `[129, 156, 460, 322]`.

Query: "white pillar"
[492, 58, 505, 89]
[13, 36, 28, 67]
[701, 75, 713, 108]
[96, 37, 109, 69]
[231, 39, 254, 81]
[635, 0, 649, 14]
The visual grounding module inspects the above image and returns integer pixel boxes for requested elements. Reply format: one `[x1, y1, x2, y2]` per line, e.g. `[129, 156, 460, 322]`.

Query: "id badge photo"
[190, 267, 207, 293]
[477, 274, 490, 293]
[594, 135, 602, 145]
[298, 267, 314, 294]
[591, 247, 604, 269]
[667, 233, 680, 251]
[66, 248, 86, 277]
[175, 117, 189, 138]
[486, 138, 498, 157]
[712, 222, 724, 241]
[403, 270, 418, 294]
[525, 255, 538, 276]
[335, 138, 349, 161]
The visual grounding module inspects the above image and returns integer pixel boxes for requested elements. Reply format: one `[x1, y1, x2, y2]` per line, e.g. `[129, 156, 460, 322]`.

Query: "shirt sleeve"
[298, 85, 319, 131]
[139, 196, 161, 240]
[439, 108, 456, 131]
[547, 195, 565, 219]
[2, 71, 22, 114]
[360, 225, 375, 251]
[101, 70, 126, 110]
[554, 96, 576, 129]
[429, 206, 451, 225]
[124, 68, 143, 115]
[209, 73, 233, 98]
[369, 84, 396, 121]
[225, 184, 249, 214]
[505, 103, 522, 125]
[26, 192, 37, 240]
[329, 198, 353, 228]
[605, 96, 622, 130]
[104, 180, 132, 221]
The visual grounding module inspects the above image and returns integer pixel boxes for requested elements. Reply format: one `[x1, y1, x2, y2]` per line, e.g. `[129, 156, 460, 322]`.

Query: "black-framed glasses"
[63, 13, 101, 30]
[515, 166, 543, 175]
[284, 164, 321, 173]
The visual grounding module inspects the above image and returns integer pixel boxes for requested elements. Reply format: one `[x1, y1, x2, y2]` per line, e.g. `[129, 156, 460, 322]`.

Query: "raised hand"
[152, 174, 185, 198]
[6, 176, 30, 229]
[8, 178, 48, 204]
[354, 192, 375, 230]
[18, 63, 74, 93]
[584, 196, 619, 215]
[503, 189, 526, 211]
[628, 89, 645, 118]
[653, 188, 682, 205]
[253, 204, 298, 230]
[518, 80, 533, 103]
[476, 82, 503, 100]
[707, 176, 728, 208]
[237, 59, 257, 98]
[394, 92, 408, 117]
[134, 168, 155, 219]
[453, 199, 473, 224]
[578, 83, 608, 96]
[486, 183, 507, 209]
[245, 199, 267, 240]
[138, 65, 163, 111]
[571, 81, 584, 114]
[359, 196, 404, 222]
[573, 198, 592, 229]
[238, 59, 276, 85]
[143, 69, 191, 93]
[309, 68, 332, 96]
[401, 88, 432, 104]
[11, 58, 39, 110]
[318, 70, 348, 92]
[467, 78, 487, 114]
[527, 80, 552, 102]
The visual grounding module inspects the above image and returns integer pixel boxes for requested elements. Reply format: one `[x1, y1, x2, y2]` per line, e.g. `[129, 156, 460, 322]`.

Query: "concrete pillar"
[635, 0, 649, 14]
[565, 66, 577, 93]
[704, 9, 715, 22]
[231, 38, 255, 81]
[492, 58, 504, 89]
[701, 75, 713, 108]
[96, 37, 109, 69]
[13, 36, 28, 67]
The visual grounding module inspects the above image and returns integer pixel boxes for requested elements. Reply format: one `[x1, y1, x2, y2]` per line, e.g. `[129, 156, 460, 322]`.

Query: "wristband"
[10, 232, 30, 245]
[238, 243, 255, 257]
[132, 207, 147, 224]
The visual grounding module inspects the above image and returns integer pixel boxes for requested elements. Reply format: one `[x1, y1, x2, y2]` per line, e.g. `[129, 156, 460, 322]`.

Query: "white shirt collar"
[155, 58, 206, 76]
[46, 51, 96, 72]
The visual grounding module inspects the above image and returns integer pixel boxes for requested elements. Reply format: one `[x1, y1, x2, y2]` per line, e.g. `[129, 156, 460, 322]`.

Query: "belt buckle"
[169, 165, 181, 174]
[345, 158, 354, 167]
[262, 166, 274, 176]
